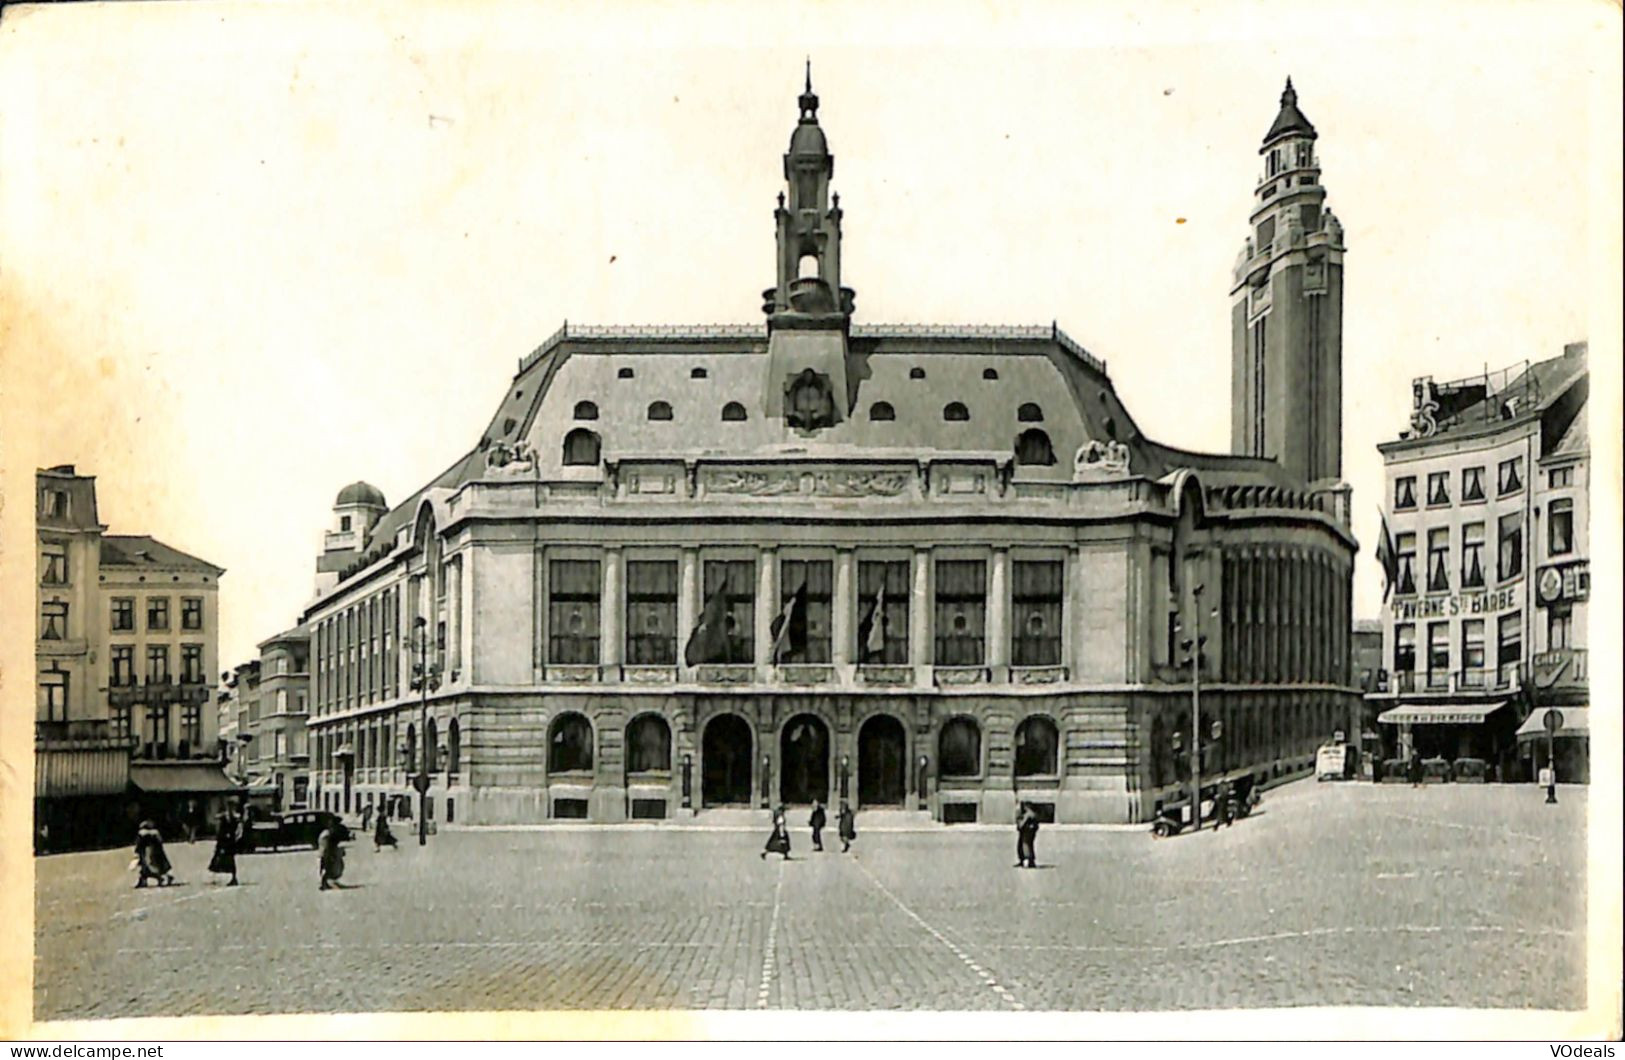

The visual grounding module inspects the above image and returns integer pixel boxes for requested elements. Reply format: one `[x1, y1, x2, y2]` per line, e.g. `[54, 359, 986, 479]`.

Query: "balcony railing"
[36, 719, 132, 746]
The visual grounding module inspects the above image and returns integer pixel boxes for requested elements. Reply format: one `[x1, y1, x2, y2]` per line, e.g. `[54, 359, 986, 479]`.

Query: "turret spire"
[799, 59, 819, 121]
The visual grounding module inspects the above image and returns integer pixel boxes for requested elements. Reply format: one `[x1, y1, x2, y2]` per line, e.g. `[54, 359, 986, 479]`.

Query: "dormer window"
[562, 428, 601, 466]
[43, 490, 68, 519]
[573, 400, 599, 421]
[943, 402, 969, 422]
[869, 401, 896, 422]
[909, 367, 926, 380]
[982, 368, 999, 381]
[617, 367, 635, 380]
[647, 401, 674, 422]
[721, 402, 747, 422]
[691, 367, 709, 379]
[1017, 402, 1043, 423]
[1014, 429, 1056, 466]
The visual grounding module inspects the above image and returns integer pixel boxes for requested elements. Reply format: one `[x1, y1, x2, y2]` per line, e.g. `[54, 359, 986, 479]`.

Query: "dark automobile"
[239, 810, 351, 852]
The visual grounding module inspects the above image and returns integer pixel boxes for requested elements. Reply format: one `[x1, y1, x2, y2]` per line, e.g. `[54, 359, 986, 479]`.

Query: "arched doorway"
[858, 714, 906, 806]
[701, 714, 752, 806]
[780, 713, 830, 805]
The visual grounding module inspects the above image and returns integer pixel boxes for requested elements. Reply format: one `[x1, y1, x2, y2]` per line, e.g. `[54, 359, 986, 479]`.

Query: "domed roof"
[789, 121, 828, 157]
[335, 480, 387, 508]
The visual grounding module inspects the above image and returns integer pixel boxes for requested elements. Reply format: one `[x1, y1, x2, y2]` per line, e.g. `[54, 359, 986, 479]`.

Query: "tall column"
[988, 547, 1010, 672]
[755, 547, 778, 675]
[910, 548, 932, 674]
[1067, 544, 1085, 678]
[678, 548, 700, 672]
[601, 546, 624, 668]
[833, 548, 855, 669]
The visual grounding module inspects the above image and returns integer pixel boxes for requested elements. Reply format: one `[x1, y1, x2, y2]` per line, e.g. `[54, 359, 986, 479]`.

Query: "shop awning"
[1377, 702, 1507, 726]
[129, 763, 243, 794]
[1516, 707, 1589, 740]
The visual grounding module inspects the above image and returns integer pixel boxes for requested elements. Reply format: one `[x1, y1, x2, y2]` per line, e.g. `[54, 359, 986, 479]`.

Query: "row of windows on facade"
[1393, 459, 1574, 511]
[559, 425, 1058, 468]
[1148, 697, 1343, 791]
[1391, 607, 1574, 679]
[571, 397, 1049, 424]
[37, 597, 206, 642]
[43, 677, 209, 756]
[603, 366, 1025, 385]
[314, 715, 460, 775]
[312, 711, 1067, 781]
[1389, 504, 1573, 596]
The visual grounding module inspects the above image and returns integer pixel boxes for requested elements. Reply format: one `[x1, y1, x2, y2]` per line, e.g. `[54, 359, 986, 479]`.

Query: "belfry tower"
[762, 65, 858, 428]
[1230, 79, 1346, 487]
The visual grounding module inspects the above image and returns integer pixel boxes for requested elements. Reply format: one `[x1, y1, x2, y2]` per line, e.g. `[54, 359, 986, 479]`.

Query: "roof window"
[647, 401, 674, 422]
[1017, 402, 1043, 423]
[869, 401, 896, 422]
[573, 400, 599, 421]
[982, 368, 999, 381]
[909, 367, 926, 380]
[943, 402, 970, 422]
[618, 367, 635, 380]
[721, 402, 747, 422]
[691, 367, 709, 379]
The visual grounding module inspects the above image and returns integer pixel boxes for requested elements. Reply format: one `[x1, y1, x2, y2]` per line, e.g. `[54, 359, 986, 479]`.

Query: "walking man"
[208, 808, 241, 886]
[133, 820, 173, 888]
[837, 800, 856, 854]
[809, 800, 827, 852]
[1015, 802, 1040, 868]
[318, 822, 346, 890]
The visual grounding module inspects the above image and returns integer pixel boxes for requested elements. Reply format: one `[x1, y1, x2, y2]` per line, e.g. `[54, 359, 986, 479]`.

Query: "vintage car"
[239, 810, 350, 852]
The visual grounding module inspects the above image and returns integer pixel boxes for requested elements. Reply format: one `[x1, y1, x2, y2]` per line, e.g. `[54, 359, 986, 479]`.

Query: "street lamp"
[1177, 584, 1220, 830]
[410, 616, 443, 846]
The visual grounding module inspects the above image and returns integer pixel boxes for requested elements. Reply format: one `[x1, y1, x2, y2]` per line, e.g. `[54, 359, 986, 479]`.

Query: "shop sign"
[1389, 586, 1520, 621]
[1536, 561, 1589, 607]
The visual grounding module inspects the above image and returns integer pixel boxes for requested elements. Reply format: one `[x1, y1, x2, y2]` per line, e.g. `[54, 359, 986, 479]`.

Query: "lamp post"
[410, 616, 442, 846]
[1178, 584, 1219, 830]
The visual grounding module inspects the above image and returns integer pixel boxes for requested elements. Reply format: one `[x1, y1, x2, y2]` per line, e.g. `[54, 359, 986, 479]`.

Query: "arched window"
[548, 712, 593, 773]
[943, 402, 969, 422]
[626, 714, 672, 774]
[1014, 715, 1059, 777]
[1015, 428, 1056, 466]
[647, 401, 674, 422]
[982, 368, 999, 380]
[562, 428, 601, 466]
[1017, 402, 1044, 423]
[869, 401, 896, 422]
[617, 367, 635, 379]
[721, 401, 748, 422]
[425, 717, 439, 772]
[573, 400, 598, 420]
[447, 718, 461, 775]
[909, 367, 926, 380]
[939, 717, 981, 777]
[691, 367, 709, 379]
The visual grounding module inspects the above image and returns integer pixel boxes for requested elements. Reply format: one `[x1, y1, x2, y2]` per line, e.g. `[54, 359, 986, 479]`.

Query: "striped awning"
[130, 763, 242, 794]
[1377, 702, 1507, 726]
[1516, 707, 1589, 740]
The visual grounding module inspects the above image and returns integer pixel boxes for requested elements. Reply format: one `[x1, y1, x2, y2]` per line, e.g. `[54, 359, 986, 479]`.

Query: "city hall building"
[303, 76, 1361, 825]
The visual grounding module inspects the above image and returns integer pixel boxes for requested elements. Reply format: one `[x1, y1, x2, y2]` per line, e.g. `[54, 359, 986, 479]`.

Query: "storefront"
[1516, 706, 1589, 784]
[1375, 701, 1515, 781]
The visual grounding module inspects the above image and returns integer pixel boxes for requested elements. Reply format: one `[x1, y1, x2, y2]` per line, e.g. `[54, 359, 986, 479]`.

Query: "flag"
[856, 584, 886, 661]
[771, 581, 808, 662]
[1375, 508, 1398, 602]
[684, 582, 731, 666]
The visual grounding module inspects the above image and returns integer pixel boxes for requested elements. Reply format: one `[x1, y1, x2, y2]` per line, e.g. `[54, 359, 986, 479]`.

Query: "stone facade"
[302, 75, 1361, 825]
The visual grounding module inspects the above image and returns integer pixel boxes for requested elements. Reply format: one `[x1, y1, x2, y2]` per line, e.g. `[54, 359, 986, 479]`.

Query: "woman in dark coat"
[837, 800, 856, 853]
[207, 810, 240, 886]
[133, 820, 173, 888]
[318, 824, 346, 890]
[760, 805, 791, 860]
[374, 809, 397, 851]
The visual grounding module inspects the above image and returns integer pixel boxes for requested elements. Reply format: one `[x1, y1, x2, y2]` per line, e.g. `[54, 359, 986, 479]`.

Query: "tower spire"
[800, 58, 819, 121]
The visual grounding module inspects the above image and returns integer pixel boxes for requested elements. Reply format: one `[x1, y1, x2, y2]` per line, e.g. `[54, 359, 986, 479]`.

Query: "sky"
[2, 0, 1619, 669]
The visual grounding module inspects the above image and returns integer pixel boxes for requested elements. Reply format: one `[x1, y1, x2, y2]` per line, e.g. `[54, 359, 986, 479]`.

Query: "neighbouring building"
[1352, 619, 1383, 694]
[301, 75, 1361, 826]
[252, 624, 313, 810]
[1367, 342, 1589, 782]
[35, 465, 234, 851]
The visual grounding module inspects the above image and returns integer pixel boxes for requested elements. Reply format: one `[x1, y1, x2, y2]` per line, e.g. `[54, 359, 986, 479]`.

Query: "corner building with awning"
[302, 75, 1361, 825]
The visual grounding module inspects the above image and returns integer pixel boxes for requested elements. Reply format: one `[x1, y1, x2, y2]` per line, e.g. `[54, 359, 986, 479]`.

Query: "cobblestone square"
[34, 780, 1586, 1020]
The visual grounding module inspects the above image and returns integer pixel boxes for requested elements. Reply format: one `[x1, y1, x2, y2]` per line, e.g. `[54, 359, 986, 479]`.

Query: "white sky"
[2, 0, 1619, 668]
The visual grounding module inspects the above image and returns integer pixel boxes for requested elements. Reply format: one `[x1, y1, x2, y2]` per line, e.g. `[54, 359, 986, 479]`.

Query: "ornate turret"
[763, 62, 855, 328]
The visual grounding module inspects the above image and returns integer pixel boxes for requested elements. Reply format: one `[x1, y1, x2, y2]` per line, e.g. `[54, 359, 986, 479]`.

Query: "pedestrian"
[185, 799, 202, 844]
[207, 809, 240, 886]
[809, 800, 827, 852]
[1215, 782, 1235, 829]
[132, 820, 173, 888]
[317, 822, 346, 890]
[360, 801, 374, 835]
[837, 800, 856, 853]
[374, 808, 398, 851]
[760, 805, 792, 860]
[1409, 749, 1423, 788]
[1015, 802, 1040, 868]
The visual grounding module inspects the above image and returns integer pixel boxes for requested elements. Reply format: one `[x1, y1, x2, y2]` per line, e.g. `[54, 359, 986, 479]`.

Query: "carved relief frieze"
[703, 467, 911, 498]
[778, 665, 834, 685]
[695, 664, 755, 685]
[857, 666, 913, 686]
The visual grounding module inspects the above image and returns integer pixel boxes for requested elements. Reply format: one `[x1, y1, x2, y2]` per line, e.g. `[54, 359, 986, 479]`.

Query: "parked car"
[239, 810, 350, 853]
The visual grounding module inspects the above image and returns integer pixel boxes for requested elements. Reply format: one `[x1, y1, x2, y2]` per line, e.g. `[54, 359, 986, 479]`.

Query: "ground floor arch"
[857, 713, 907, 806]
[780, 712, 830, 805]
[702, 713, 753, 806]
